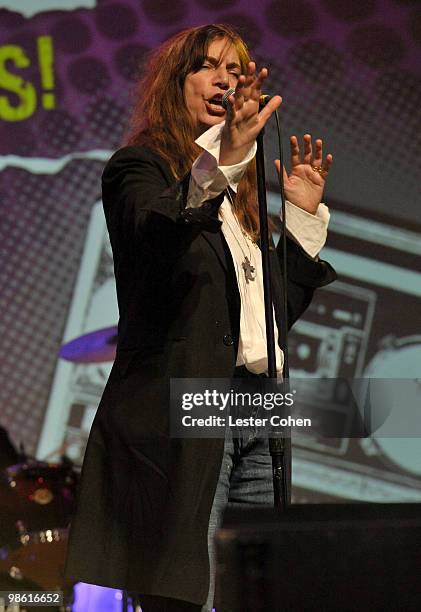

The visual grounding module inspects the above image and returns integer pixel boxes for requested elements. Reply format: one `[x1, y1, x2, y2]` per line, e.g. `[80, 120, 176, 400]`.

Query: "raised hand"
[220, 62, 282, 166]
[274, 134, 333, 214]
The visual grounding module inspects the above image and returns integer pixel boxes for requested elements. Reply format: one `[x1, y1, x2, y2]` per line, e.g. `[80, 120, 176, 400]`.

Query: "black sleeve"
[101, 146, 224, 249]
[276, 235, 337, 328]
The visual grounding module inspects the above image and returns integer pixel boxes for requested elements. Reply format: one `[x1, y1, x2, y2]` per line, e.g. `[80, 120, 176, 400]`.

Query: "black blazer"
[65, 146, 336, 604]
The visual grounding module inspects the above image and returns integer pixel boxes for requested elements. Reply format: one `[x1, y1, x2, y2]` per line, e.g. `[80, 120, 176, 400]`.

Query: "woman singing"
[65, 23, 336, 612]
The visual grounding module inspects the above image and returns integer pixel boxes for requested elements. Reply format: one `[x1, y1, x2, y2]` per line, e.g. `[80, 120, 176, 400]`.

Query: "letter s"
[0, 45, 36, 121]
[284, 392, 294, 407]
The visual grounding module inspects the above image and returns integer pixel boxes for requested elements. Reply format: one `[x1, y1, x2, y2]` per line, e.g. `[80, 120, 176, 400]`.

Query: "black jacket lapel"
[201, 230, 229, 272]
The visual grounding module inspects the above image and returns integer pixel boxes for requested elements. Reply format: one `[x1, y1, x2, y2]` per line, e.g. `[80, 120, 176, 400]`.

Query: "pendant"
[242, 256, 256, 283]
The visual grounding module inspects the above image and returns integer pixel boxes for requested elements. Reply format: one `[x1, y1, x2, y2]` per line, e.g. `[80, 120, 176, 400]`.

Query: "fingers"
[234, 62, 267, 107]
[227, 63, 280, 132]
[258, 94, 282, 123]
[232, 74, 247, 110]
[290, 134, 333, 176]
[225, 62, 281, 143]
[313, 138, 323, 167]
[303, 134, 312, 164]
[233, 62, 255, 109]
[274, 160, 288, 184]
[290, 134, 315, 167]
[250, 66, 268, 101]
[322, 153, 333, 174]
[290, 136, 300, 168]
[315, 138, 333, 176]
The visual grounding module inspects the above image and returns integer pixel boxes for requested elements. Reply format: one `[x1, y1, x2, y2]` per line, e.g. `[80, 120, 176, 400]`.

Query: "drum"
[0, 459, 77, 596]
[364, 335, 421, 476]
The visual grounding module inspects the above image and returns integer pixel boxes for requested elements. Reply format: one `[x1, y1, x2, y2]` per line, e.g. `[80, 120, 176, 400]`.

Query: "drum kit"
[0, 456, 77, 610]
[0, 327, 119, 611]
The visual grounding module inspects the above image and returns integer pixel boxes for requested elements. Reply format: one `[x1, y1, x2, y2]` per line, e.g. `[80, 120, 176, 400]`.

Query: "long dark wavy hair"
[125, 24, 264, 241]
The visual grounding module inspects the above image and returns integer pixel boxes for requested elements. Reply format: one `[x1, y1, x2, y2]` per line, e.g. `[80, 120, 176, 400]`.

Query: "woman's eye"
[200, 64, 240, 78]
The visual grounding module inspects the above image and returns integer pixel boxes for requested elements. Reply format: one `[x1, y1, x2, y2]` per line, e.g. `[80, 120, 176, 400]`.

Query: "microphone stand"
[255, 127, 288, 511]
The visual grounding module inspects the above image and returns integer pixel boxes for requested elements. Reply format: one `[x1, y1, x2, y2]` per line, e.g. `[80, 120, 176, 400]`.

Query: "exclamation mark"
[37, 35, 55, 110]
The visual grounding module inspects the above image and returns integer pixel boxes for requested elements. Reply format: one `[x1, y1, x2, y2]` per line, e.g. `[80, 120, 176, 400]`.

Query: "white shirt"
[187, 122, 330, 377]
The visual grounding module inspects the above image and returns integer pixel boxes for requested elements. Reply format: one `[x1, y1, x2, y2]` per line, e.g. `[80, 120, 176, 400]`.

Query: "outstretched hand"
[220, 62, 282, 166]
[274, 134, 333, 215]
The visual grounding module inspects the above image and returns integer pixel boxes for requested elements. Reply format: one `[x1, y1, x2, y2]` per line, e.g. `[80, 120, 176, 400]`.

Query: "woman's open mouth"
[205, 97, 226, 115]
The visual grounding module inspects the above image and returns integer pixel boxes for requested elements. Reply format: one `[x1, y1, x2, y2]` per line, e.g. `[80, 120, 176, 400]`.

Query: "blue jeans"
[201, 401, 274, 612]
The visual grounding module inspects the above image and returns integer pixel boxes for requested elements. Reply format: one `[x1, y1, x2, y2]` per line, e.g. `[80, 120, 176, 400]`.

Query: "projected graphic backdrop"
[0, 0, 420, 504]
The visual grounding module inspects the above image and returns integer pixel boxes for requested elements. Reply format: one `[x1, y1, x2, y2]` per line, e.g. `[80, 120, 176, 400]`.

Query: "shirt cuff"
[284, 201, 330, 258]
[187, 122, 256, 209]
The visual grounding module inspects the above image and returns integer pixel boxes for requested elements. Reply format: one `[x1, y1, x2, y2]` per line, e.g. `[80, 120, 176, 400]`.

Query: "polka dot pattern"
[411, 10, 421, 45]
[347, 25, 405, 70]
[141, 0, 188, 25]
[220, 13, 262, 49]
[84, 95, 128, 147]
[321, 0, 376, 22]
[265, 0, 317, 37]
[194, 0, 237, 9]
[114, 43, 150, 82]
[0, 9, 25, 29]
[95, 2, 139, 40]
[38, 109, 82, 154]
[5, 30, 38, 64]
[51, 16, 92, 54]
[0, 160, 104, 453]
[0, 123, 36, 156]
[375, 69, 421, 117]
[68, 56, 110, 95]
[195, 0, 238, 7]
[289, 40, 344, 84]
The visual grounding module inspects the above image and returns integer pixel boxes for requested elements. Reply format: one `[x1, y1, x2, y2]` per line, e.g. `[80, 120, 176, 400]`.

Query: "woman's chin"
[197, 116, 225, 135]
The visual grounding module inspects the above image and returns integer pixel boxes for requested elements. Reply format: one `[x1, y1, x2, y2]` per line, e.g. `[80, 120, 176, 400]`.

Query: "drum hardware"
[9, 565, 23, 580]
[0, 457, 78, 607]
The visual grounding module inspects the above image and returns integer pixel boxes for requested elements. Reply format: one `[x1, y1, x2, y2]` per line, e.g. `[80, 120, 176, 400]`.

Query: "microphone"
[221, 88, 272, 110]
[221, 88, 235, 110]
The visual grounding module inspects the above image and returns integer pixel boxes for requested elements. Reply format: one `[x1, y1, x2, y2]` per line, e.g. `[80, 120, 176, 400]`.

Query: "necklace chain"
[225, 188, 259, 247]
[224, 189, 257, 283]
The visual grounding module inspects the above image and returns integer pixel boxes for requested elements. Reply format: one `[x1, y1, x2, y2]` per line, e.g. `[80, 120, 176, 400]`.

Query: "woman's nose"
[213, 67, 230, 89]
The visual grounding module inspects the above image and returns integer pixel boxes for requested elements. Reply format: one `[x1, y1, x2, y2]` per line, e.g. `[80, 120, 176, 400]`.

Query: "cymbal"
[59, 326, 118, 363]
